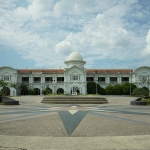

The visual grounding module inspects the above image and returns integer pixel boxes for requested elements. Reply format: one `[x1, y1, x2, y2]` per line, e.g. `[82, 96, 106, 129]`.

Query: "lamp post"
[130, 72, 137, 96]
[148, 76, 150, 96]
[94, 71, 98, 95]
[129, 71, 135, 97]
[130, 82, 131, 96]
[52, 79, 55, 94]
[95, 80, 98, 94]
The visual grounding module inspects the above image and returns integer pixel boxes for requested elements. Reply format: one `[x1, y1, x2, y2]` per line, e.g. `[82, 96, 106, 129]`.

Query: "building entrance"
[71, 86, 80, 95]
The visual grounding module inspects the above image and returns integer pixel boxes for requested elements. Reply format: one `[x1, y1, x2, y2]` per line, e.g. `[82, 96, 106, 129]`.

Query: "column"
[106, 75, 110, 84]
[40, 85, 43, 95]
[15, 75, 17, 83]
[117, 75, 120, 84]
[43, 75, 45, 83]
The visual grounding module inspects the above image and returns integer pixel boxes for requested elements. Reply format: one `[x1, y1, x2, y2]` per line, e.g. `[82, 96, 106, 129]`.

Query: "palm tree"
[20, 84, 29, 95]
[0, 79, 8, 95]
[10, 83, 18, 89]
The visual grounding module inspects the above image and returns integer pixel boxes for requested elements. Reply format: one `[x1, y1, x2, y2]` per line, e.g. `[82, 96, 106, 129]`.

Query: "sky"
[0, 0, 150, 70]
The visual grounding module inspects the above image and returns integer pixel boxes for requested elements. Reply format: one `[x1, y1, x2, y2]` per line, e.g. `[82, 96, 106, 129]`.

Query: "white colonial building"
[0, 52, 150, 96]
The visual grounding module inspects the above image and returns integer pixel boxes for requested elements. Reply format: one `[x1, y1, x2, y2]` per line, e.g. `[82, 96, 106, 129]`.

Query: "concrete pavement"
[0, 96, 150, 149]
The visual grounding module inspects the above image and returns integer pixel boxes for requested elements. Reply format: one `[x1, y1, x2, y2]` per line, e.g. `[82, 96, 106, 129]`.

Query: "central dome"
[67, 52, 83, 61]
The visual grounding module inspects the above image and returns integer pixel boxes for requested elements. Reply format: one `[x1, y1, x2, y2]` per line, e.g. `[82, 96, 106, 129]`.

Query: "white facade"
[0, 52, 150, 96]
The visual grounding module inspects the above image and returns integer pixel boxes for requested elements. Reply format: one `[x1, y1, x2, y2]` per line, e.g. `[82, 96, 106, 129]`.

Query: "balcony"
[45, 81, 52, 83]
[110, 81, 117, 84]
[98, 81, 106, 84]
[33, 81, 41, 84]
[122, 81, 129, 83]
[21, 81, 29, 84]
[86, 81, 94, 83]
[57, 81, 64, 84]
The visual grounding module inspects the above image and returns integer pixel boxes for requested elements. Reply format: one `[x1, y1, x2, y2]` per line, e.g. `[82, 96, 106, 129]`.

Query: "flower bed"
[141, 97, 150, 104]
[130, 97, 147, 105]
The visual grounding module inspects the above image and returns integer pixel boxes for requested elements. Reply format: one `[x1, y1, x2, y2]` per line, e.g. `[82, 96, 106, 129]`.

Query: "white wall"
[64, 66, 86, 94]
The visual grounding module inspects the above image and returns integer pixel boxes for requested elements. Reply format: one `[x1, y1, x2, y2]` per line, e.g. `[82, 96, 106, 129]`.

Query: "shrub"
[42, 88, 52, 95]
[113, 84, 123, 95]
[20, 84, 29, 95]
[57, 88, 64, 94]
[92, 86, 105, 95]
[105, 82, 136, 95]
[105, 85, 114, 95]
[87, 82, 105, 95]
[132, 88, 149, 97]
[122, 82, 136, 95]
[141, 97, 150, 104]
[28, 89, 35, 95]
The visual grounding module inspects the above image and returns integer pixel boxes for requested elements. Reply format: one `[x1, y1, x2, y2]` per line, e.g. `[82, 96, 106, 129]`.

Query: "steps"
[41, 96, 108, 104]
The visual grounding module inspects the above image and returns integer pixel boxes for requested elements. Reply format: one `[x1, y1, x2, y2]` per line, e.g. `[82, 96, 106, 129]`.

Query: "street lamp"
[130, 72, 137, 96]
[52, 79, 55, 94]
[94, 71, 98, 95]
[95, 80, 98, 94]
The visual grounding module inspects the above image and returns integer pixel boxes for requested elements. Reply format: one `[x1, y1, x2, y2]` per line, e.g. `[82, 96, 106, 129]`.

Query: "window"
[98, 77, 105, 82]
[57, 77, 64, 83]
[57, 77, 64, 81]
[22, 77, 29, 82]
[73, 76, 78, 80]
[122, 77, 129, 82]
[45, 77, 52, 82]
[86, 77, 94, 82]
[4, 76, 9, 81]
[110, 77, 117, 83]
[139, 76, 148, 82]
[33, 77, 41, 83]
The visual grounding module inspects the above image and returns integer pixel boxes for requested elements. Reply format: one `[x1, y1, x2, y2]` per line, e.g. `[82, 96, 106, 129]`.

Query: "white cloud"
[27, 0, 53, 20]
[56, 13, 132, 61]
[0, 0, 150, 69]
[13, 0, 53, 21]
[55, 40, 76, 55]
[53, 0, 95, 17]
[142, 30, 150, 56]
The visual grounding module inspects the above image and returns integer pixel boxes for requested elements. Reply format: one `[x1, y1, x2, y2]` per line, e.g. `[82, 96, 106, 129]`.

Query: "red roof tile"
[17, 69, 133, 74]
[86, 69, 133, 74]
[17, 69, 64, 74]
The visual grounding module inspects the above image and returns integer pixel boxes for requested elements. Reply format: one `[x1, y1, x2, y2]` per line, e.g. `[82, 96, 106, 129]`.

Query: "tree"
[87, 82, 95, 94]
[42, 88, 52, 95]
[113, 84, 123, 95]
[132, 88, 149, 97]
[20, 84, 29, 95]
[0, 79, 9, 95]
[122, 82, 136, 95]
[137, 78, 150, 96]
[28, 88, 35, 95]
[10, 83, 18, 89]
[105, 85, 114, 95]
[87, 82, 105, 95]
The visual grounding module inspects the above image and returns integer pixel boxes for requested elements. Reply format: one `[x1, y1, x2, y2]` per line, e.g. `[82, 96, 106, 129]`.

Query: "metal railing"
[57, 81, 64, 83]
[121, 81, 129, 83]
[21, 81, 29, 84]
[45, 81, 52, 83]
[110, 81, 117, 83]
[33, 81, 41, 83]
[98, 81, 106, 83]
[86, 81, 94, 83]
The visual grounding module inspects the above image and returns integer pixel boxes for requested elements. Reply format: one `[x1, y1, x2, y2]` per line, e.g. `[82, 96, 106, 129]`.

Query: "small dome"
[67, 52, 83, 61]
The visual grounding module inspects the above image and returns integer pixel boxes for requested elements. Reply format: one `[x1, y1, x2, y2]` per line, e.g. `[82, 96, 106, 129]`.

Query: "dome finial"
[67, 52, 83, 61]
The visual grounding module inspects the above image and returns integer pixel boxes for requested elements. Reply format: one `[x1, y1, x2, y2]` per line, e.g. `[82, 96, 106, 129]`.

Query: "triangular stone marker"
[68, 110, 78, 115]
[71, 106, 77, 108]
[58, 110, 88, 136]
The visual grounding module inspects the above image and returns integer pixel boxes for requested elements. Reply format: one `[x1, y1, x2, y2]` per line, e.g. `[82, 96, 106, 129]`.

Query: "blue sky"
[0, 0, 150, 69]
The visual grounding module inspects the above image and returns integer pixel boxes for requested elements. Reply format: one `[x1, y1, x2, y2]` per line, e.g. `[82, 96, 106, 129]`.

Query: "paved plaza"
[0, 96, 150, 149]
